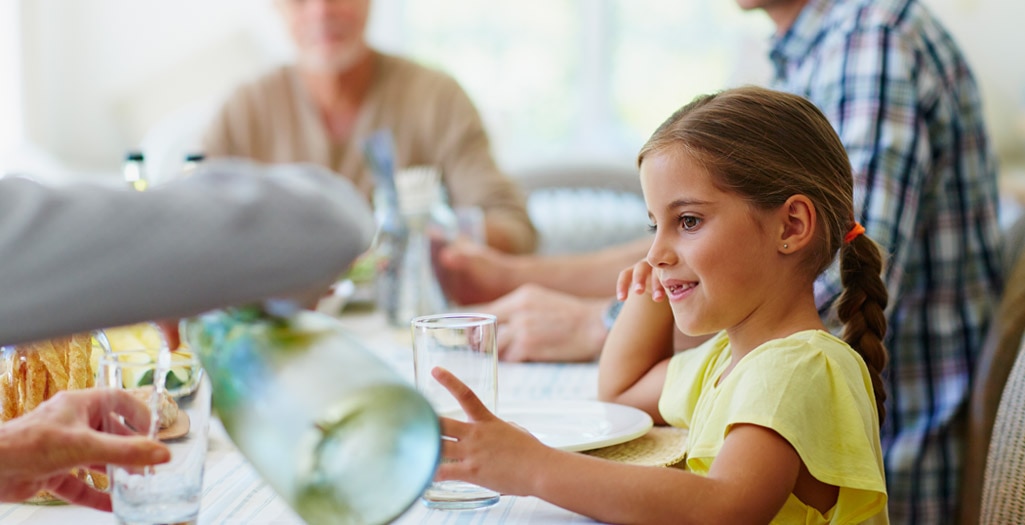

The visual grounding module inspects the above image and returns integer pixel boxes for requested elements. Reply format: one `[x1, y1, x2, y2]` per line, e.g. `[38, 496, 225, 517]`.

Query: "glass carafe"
[388, 166, 459, 327]
[184, 307, 440, 525]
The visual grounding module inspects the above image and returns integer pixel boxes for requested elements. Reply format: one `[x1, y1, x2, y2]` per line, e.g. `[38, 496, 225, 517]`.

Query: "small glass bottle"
[363, 131, 406, 316]
[123, 151, 147, 192]
[182, 152, 205, 178]
[389, 167, 459, 327]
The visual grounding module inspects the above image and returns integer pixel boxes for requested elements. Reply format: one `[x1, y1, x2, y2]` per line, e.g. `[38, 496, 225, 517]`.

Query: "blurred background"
[1, 0, 1023, 222]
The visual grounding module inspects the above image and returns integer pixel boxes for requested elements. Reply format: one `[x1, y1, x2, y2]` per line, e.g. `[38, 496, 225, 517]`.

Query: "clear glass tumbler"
[98, 349, 210, 525]
[412, 313, 500, 510]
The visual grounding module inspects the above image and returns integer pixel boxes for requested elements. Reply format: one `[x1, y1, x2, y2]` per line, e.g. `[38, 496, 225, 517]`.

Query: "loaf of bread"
[0, 333, 94, 422]
[128, 386, 180, 429]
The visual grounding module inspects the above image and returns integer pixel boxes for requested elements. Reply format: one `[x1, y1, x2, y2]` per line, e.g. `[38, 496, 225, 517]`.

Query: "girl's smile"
[660, 278, 697, 302]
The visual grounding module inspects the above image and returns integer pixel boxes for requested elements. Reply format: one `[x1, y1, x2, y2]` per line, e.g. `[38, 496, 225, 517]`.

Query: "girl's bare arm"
[597, 288, 676, 423]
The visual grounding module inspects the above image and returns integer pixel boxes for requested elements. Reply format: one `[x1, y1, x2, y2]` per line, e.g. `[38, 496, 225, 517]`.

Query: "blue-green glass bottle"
[185, 307, 439, 525]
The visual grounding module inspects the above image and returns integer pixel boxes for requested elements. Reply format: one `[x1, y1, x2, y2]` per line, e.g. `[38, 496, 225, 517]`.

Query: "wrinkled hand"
[473, 284, 609, 362]
[616, 259, 665, 302]
[436, 240, 520, 305]
[0, 389, 171, 511]
[432, 367, 554, 496]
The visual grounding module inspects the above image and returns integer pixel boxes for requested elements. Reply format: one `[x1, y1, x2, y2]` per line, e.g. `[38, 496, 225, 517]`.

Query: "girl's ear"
[778, 195, 816, 254]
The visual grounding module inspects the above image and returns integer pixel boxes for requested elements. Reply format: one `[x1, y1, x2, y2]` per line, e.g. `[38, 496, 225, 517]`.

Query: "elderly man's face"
[278, 0, 371, 73]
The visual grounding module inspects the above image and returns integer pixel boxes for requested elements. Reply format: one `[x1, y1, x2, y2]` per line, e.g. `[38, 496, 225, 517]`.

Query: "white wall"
[0, 0, 21, 148]
[18, 0, 289, 177]
[11, 0, 1025, 178]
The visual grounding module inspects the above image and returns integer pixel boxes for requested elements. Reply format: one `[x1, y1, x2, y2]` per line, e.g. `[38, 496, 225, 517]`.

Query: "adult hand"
[155, 319, 181, 351]
[0, 389, 171, 510]
[436, 240, 521, 305]
[616, 259, 665, 302]
[432, 366, 555, 496]
[473, 284, 609, 362]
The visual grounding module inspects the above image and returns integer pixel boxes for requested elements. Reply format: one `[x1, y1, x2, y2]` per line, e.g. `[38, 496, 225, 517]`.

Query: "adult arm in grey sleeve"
[0, 160, 375, 346]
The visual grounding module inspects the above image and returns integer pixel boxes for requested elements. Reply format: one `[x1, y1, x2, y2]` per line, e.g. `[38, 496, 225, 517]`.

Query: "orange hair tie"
[844, 222, 866, 244]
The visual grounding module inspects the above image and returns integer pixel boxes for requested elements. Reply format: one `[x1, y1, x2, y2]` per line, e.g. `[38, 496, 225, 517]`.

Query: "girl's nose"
[646, 232, 677, 268]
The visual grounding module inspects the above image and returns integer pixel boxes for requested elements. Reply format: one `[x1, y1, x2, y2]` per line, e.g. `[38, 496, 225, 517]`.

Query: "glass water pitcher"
[184, 307, 440, 525]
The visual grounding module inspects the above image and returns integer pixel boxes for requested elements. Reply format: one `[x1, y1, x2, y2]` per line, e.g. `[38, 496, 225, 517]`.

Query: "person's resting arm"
[440, 236, 651, 305]
[0, 160, 375, 346]
[597, 285, 676, 424]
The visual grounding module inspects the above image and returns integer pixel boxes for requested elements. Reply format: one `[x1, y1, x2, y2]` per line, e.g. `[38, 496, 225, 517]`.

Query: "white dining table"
[0, 310, 608, 524]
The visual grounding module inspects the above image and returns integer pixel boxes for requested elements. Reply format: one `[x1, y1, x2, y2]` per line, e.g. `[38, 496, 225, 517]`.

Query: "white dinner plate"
[497, 400, 654, 452]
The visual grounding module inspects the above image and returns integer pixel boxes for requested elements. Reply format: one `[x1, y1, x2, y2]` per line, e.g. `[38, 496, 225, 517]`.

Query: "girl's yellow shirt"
[659, 330, 888, 524]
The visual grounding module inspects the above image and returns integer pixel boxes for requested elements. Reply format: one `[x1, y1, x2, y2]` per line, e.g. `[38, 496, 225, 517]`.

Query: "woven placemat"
[583, 426, 689, 467]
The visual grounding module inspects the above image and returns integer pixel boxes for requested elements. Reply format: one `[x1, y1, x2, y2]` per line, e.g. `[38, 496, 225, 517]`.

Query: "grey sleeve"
[0, 160, 375, 345]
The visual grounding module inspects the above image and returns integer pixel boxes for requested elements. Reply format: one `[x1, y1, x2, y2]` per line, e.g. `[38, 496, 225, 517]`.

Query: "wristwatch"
[602, 299, 625, 330]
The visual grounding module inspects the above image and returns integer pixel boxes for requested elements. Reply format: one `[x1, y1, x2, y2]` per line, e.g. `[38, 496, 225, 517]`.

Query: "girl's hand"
[431, 367, 555, 496]
[616, 259, 664, 302]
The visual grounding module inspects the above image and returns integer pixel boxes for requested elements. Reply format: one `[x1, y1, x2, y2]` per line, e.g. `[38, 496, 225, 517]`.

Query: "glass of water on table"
[97, 349, 210, 525]
[412, 313, 500, 510]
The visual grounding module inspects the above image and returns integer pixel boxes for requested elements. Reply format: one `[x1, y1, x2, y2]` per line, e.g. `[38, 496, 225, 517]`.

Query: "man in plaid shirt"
[749, 0, 1005, 521]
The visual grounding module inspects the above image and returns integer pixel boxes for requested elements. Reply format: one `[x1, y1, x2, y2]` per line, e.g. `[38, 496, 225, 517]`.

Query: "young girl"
[431, 86, 890, 524]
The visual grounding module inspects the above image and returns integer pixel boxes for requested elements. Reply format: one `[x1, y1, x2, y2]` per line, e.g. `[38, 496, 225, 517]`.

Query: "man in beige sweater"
[202, 0, 537, 254]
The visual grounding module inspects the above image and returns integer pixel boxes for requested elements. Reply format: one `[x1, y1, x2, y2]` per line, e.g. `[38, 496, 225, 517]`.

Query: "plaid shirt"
[770, 0, 1004, 522]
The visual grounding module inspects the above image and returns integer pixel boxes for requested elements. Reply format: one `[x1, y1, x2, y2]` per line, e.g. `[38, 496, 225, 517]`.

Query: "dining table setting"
[0, 307, 687, 525]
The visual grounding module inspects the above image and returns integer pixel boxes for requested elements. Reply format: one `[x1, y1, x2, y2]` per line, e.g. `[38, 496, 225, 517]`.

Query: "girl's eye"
[680, 215, 701, 231]
[647, 223, 657, 233]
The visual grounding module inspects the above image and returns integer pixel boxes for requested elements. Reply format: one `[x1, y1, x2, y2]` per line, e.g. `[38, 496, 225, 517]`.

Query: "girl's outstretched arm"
[433, 368, 804, 524]
[597, 288, 675, 422]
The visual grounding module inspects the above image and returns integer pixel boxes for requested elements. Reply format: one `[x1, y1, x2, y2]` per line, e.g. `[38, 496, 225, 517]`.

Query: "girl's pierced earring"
[783, 243, 789, 250]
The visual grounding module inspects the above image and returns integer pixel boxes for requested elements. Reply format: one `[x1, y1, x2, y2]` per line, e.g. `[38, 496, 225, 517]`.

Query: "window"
[0, 0, 23, 163]
[371, 0, 772, 170]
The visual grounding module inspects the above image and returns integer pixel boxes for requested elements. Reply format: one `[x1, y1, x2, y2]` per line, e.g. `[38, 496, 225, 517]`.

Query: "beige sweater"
[202, 52, 537, 253]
